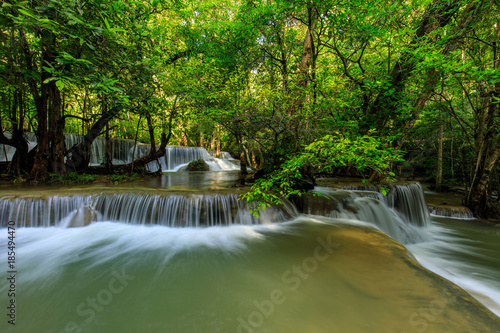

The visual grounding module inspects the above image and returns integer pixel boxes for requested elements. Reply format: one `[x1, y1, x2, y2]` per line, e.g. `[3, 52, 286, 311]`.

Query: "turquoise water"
[1, 178, 499, 332]
[409, 216, 500, 317]
[1, 217, 499, 332]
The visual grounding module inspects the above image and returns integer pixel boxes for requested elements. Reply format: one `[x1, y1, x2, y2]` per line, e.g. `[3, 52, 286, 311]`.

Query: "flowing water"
[408, 216, 500, 317]
[0, 178, 499, 332]
[0, 133, 239, 172]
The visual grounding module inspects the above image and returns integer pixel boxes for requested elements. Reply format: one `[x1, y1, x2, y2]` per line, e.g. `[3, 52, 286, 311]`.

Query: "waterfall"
[1, 132, 136, 166]
[1, 132, 238, 171]
[65, 135, 139, 166]
[0, 143, 16, 161]
[309, 184, 431, 243]
[0, 132, 38, 161]
[1, 180, 499, 328]
[208, 150, 236, 160]
[342, 183, 430, 227]
[0, 183, 431, 240]
[147, 146, 239, 172]
[0, 193, 297, 228]
[0, 195, 90, 227]
[428, 205, 474, 219]
[147, 147, 212, 171]
[128, 142, 152, 161]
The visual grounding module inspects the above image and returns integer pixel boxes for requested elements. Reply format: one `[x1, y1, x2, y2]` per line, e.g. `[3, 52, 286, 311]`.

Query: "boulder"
[186, 158, 210, 171]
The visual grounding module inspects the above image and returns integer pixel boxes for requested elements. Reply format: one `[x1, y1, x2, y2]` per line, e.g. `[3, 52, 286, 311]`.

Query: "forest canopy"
[0, 0, 499, 218]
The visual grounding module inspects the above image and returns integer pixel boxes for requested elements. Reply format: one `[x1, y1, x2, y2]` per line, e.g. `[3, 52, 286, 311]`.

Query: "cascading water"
[342, 183, 430, 226]
[317, 184, 500, 318]
[0, 193, 296, 228]
[306, 185, 430, 244]
[0, 132, 37, 161]
[0, 142, 16, 162]
[208, 150, 236, 160]
[407, 216, 500, 318]
[0, 132, 239, 171]
[65, 135, 139, 166]
[1, 181, 499, 332]
[1, 132, 139, 166]
[146, 146, 239, 172]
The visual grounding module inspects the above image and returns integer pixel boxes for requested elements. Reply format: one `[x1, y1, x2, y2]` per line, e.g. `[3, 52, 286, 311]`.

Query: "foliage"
[0, 0, 498, 216]
[242, 133, 403, 214]
[47, 172, 98, 184]
[109, 173, 140, 182]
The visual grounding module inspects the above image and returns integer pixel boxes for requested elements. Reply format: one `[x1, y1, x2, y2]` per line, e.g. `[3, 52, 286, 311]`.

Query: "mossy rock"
[186, 159, 210, 171]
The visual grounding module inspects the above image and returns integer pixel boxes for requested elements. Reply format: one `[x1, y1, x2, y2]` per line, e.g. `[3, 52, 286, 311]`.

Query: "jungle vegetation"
[0, 0, 499, 217]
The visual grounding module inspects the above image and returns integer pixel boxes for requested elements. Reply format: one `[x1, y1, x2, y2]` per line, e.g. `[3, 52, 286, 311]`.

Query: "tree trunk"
[251, 150, 258, 169]
[216, 124, 221, 158]
[466, 82, 500, 218]
[401, 1, 481, 134]
[118, 108, 175, 172]
[278, 5, 317, 156]
[466, 21, 500, 218]
[48, 81, 66, 176]
[105, 123, 113, 171]
[238, 140, 248, 185]
[210, 127, 216, 151]
[0, 90, 31, 174]
[0, 131, 30, 176]
[288, 6, 316, 120]
[365, 0, 461, 133]
[118, 132, 170, 172]
[28, 41, 50, 180]
[467, 147, 500, 218]
[179, 123, 188, 147]
[436, 109, 443, 192]
[66, 106, 121, 171]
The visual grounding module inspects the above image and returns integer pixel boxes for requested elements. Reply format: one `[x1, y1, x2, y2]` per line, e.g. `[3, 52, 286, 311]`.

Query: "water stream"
[0, 176, 499, 332]
[0, 133, 239, 172]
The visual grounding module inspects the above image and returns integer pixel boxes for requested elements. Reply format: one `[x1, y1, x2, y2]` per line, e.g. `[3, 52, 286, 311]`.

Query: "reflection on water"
[0, 171, 241, 195]
[155, 171, 240, 190]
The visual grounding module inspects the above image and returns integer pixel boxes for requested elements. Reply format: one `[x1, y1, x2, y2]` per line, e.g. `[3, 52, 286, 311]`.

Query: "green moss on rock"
[186, 159, 210, 171]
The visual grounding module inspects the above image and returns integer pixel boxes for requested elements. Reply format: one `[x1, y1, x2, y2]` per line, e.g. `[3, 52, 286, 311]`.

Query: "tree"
[242, 132, 402, 213]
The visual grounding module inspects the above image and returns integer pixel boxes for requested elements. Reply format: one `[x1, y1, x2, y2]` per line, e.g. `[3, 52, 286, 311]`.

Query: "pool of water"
[0, 175, 499, 332]
[1, 218, 499, 333]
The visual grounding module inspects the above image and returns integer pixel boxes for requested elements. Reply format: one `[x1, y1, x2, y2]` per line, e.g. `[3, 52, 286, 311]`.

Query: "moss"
[186, 159, 210, 171]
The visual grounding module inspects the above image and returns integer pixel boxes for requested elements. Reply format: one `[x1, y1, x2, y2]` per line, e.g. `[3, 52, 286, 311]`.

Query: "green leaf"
[55, 80, 65, 90]
[103, 17, 111, 30]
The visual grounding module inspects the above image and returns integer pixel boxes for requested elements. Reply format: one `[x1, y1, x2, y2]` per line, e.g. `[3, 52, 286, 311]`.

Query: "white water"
[146, 146, 239, 172]
[0, 132, 37, 161]
[3, 222, 282, 285]
[0, 182, 499, 328]
[0, 193, 297, 227]
[408, 221, 500, 317]
[327, 185, 500, 318]
[0, 132, 239, 171]
[313, 186, 430, 244]
[1, 213, 498, 332]
[428, 205, 475, 219]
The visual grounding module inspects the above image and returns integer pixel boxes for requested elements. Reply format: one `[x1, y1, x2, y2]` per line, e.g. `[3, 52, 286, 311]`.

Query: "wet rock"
[428, 205, 474, 219]
[64, 205, 100, 228]
[186, 159, 210, 171]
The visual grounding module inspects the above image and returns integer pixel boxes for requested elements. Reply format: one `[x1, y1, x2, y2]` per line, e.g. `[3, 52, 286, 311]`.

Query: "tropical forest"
[1, 0, 500, 332]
